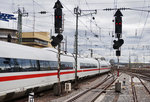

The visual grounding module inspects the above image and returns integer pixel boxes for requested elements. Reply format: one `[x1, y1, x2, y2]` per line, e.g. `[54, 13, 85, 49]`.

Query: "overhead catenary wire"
[62, 1, 111, 55]
[84, 1, 150, 5]
[6, 0, 150, 57]
[62, 2, 111, 37]
[133, 0, 146, 45]
[136, 12, 149, 50]
[12, 20, 48, 32]
[82, 0, 110, 53]
[137, 0, 146, 27]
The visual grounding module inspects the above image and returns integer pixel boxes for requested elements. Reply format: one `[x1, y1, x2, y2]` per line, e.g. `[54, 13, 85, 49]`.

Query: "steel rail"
[64, 74, 116, 102]
[91, 77, 117, 102]
[138, 77, 150, 94]
[131, 77, 138, 102]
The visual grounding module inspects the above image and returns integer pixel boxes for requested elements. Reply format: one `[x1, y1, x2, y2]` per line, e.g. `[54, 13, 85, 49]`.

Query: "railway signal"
[113, 39, 124, 49]
[54, 0, 63, 33]
[52, 0, 64, 96]
[51, 34, 63, 47]
[51, 0, 64, 47]
[55, 8, 62, 28]
[113, 9, 124, 57]
[115, 16, 122, 35]
[113, 9, 123, 79]
[116, 50, 121, 56]
[114, 9, 123, 37]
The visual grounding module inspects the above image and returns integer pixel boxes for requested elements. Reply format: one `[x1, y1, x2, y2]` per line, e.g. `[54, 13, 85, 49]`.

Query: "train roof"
[0, 41, 57, 61]
[0, 41, 110, 65]
[78, 57, 98, 64]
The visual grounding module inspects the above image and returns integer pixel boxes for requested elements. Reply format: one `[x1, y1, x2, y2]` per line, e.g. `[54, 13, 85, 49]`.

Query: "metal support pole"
[129, 51, 131, 69]
[74, 6, 96, 89]
[74, 6, 79, 89]
[57, 38, 61, 95]
[88, 49, 93, 58]
[33, 0, 35, 36]
[117, 56, 119, 77]
[17, 9, 22, 44]
[17, 8, 28, 44]
[53, 0, 63, 95]
[91, 49, 93, 58]
[65, 36, 67, 54]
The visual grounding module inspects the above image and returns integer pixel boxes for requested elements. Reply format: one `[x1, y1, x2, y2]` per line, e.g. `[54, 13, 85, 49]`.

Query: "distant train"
[0, 41, 110, 101]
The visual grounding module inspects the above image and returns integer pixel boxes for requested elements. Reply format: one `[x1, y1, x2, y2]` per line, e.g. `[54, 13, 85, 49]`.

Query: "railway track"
[130, 74, 150, 102]
[120, 68, 150, 82]
[131, 77, 138, 102]
[129, 71, 150, 82]
[138, 78, 150, 95]
[13, 73, 111, 102]
[64, 74, 117, 102]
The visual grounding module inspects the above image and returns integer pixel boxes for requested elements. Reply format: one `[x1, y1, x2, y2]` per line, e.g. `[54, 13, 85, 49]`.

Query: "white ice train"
[0, 41, 110, 101]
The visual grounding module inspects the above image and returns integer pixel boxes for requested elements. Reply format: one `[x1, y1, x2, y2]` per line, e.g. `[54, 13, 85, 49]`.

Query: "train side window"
[68, 62, 73, 69]
[91, 64, 97, 68]
[29, 60, 38, 71]
[0, 57, 60, 72]
[0, 58, 21, 72]
[60, 62, 73, 70]
[49, 61, 58, 70]
[0, 58, 40, 72]
[0, 58, 12, 72]
[101, 66, 107, 68]
[40, 61, 50, 71]
[17, 59, 38, 71]
[80, 63, 86, 69]
[80, 63, 97, 69]
[80, 63, 85, 69]
[12, 59, 21, 72]
[40, 61, 58, 71]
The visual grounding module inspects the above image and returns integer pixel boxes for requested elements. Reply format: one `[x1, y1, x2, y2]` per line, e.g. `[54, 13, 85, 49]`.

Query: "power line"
[13, 20, 47, 32]
[136, 12, 149, 49]
[62, 3, 111, 54]
[86, 1, 150, 5]
[62, 2, 99, 37]
[84, 0, 90, 10]
[136, 0, 146, 37]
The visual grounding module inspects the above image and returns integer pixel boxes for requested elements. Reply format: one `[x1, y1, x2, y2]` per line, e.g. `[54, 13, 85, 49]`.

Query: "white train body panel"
[100, 61, 111, 73]
[0, 41, 111, 101]
[78, 57, 99, 78]
[0, 71, 57, 96]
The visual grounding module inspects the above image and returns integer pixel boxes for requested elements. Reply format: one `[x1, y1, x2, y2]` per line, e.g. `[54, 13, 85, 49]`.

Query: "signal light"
[115, 16, 122, 34]
[54, 8, 62, 32]
[51, 34, 63, 47]
[113, 39, 124, 49]
[53, 0, 63, 34]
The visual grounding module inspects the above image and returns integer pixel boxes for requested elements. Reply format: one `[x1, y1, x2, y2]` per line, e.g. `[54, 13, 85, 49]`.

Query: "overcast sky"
[0, 0, 150, 63]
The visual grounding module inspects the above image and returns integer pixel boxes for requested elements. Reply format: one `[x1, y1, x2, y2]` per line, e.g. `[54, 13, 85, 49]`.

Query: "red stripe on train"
[0, 68, 110, 82]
